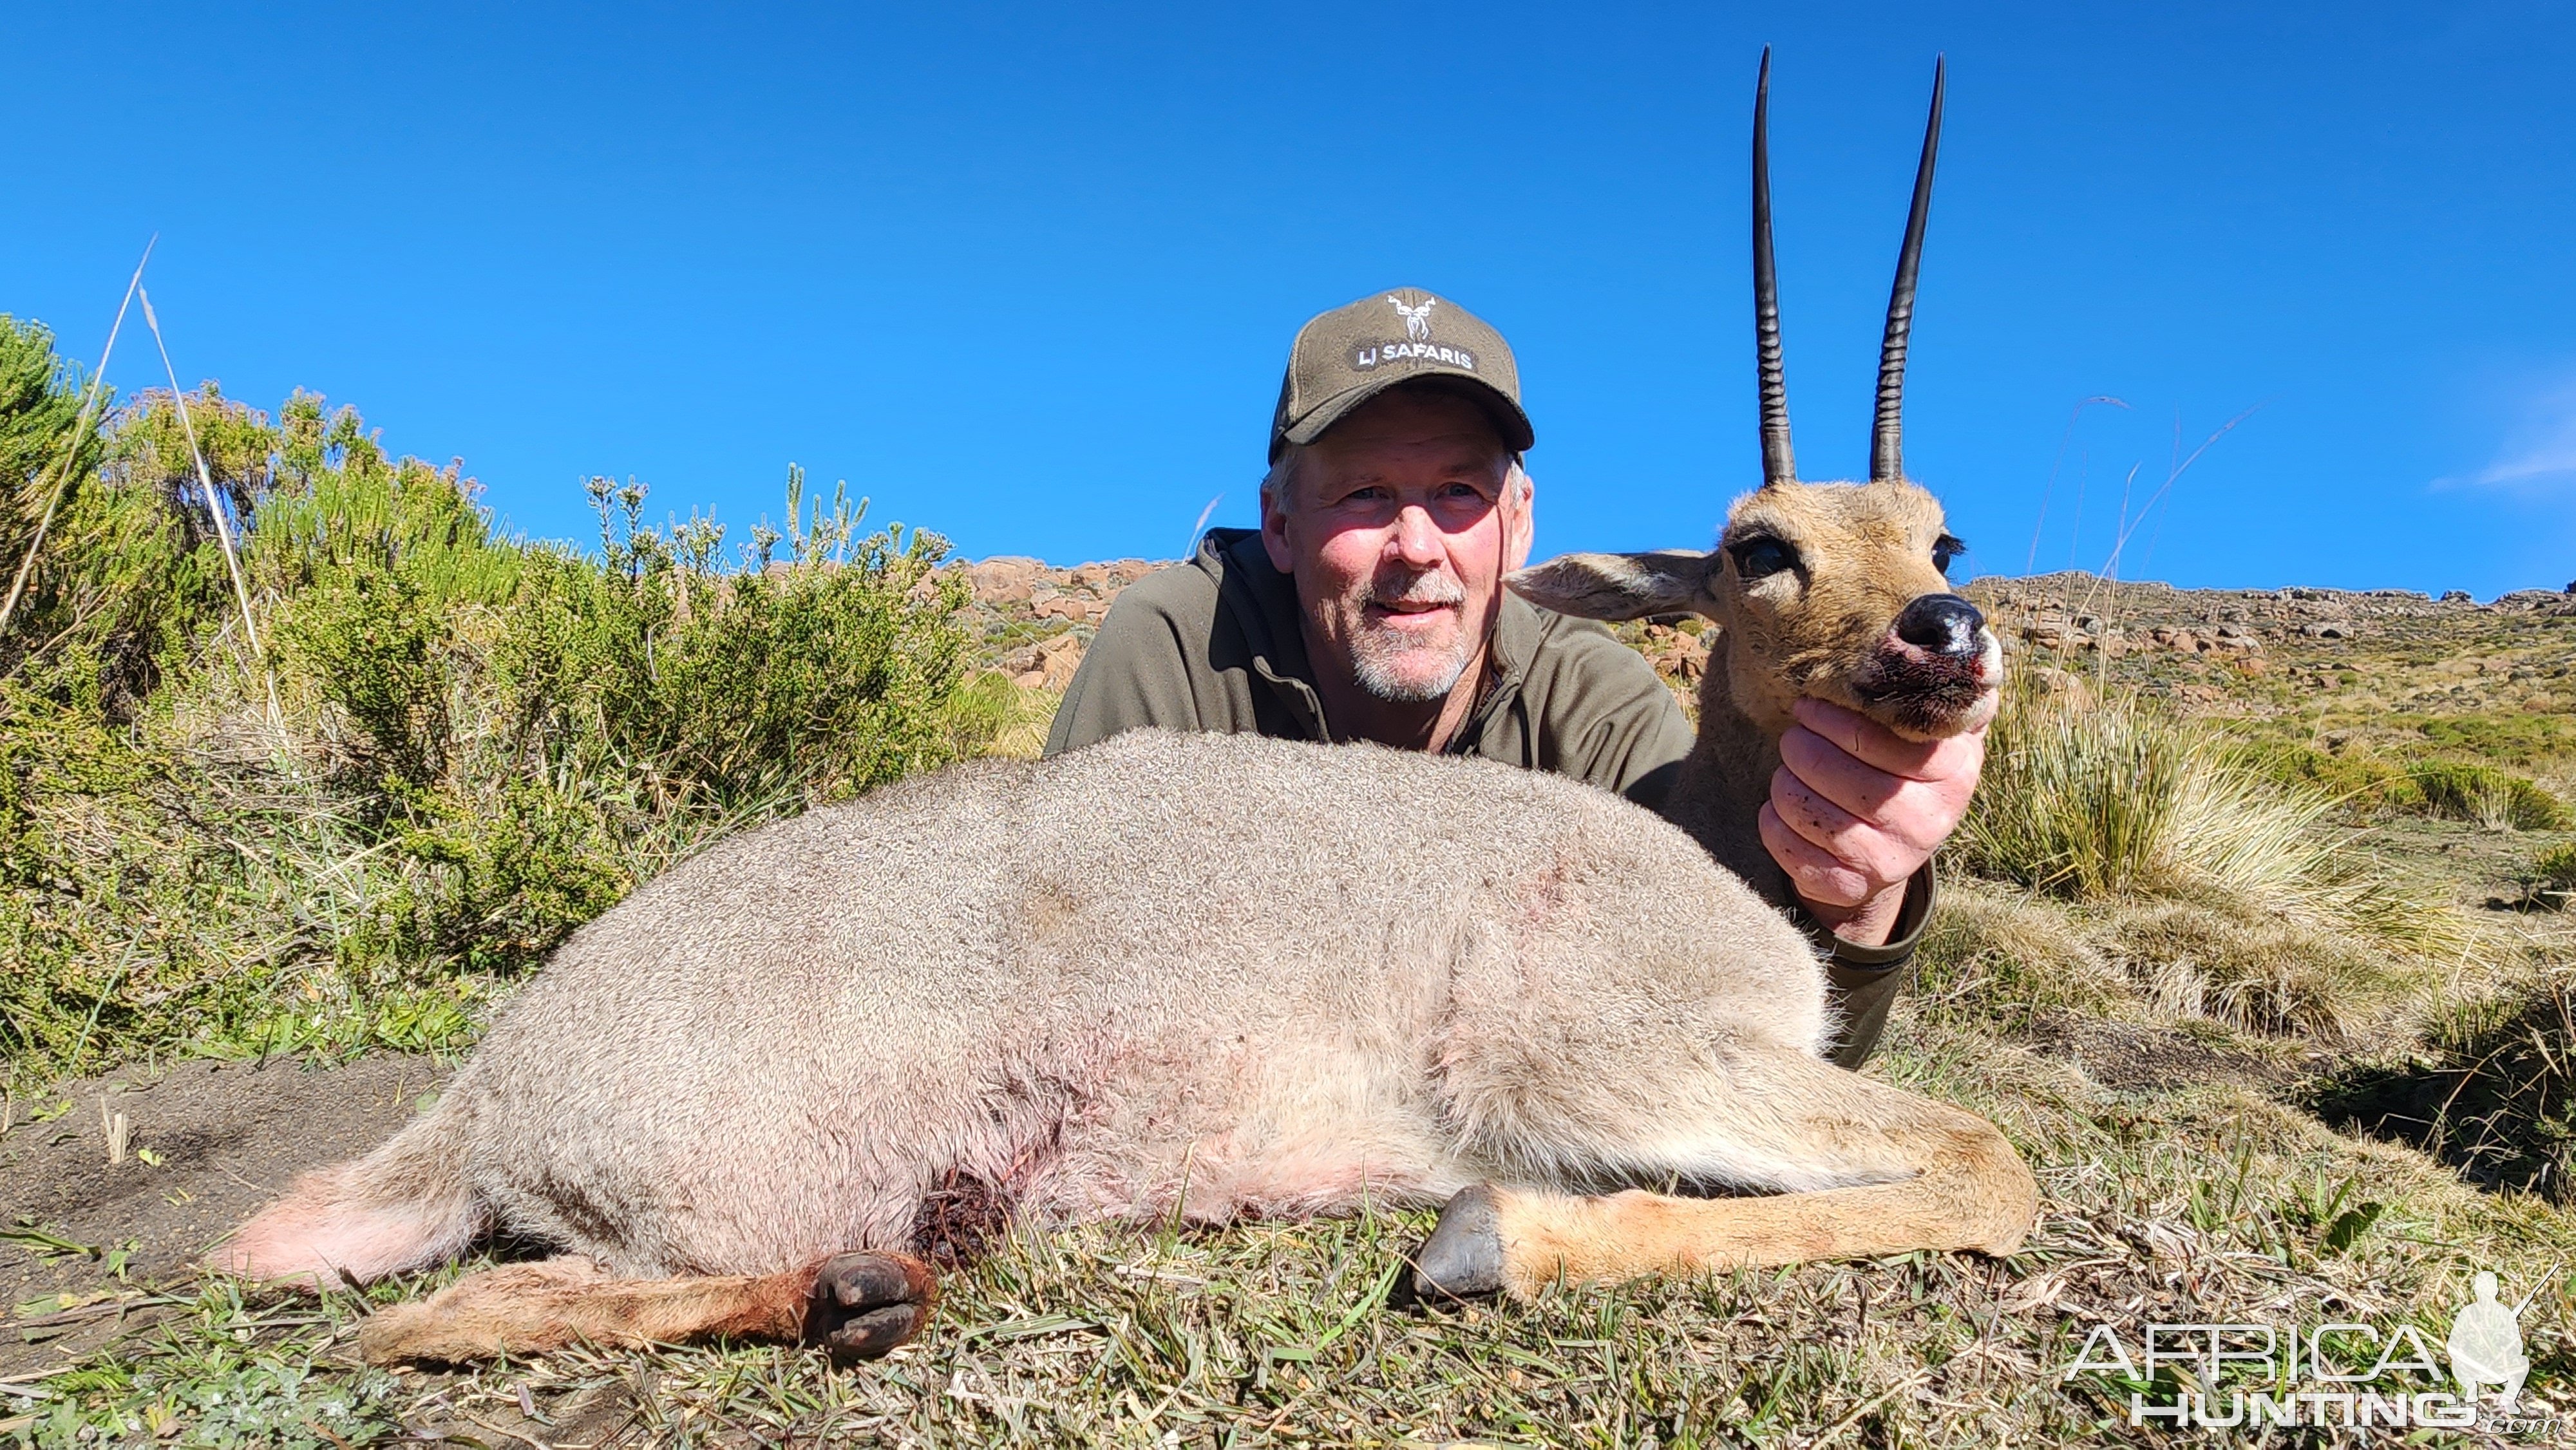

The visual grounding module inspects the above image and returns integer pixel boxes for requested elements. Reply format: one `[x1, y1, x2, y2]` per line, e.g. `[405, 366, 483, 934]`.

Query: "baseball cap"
[1268, 288, 1534, 462]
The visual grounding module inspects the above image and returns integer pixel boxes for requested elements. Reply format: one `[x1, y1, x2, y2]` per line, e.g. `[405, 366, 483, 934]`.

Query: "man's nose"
[1390, 505, 1443, 566]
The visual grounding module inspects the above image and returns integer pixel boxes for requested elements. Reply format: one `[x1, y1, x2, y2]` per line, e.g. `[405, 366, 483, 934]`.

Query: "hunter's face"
[1262, 388, 1533, 704]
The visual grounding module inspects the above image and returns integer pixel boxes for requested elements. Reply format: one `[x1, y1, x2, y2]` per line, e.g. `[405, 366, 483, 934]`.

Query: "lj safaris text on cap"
[1351, 342, 1478, 370]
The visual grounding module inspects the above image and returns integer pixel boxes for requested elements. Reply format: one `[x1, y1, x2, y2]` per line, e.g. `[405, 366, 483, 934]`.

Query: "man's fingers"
[1792, 697, 1980, 782]
[1768, 766, 1922, 887]
[1779, 726, 1902, 818]
[1759, 802, 1873, 908]
[1777, 728, 1958, 854]
[1772, 697, 1990, 924]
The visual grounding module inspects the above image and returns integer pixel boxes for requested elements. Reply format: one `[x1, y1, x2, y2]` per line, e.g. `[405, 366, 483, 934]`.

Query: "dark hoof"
[806, 1251, 938, 1362]
[1410, 1184, 1508, 1302]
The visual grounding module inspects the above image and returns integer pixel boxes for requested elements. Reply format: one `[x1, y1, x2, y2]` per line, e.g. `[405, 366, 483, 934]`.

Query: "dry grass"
[972, 678, 1066, 762]
[2105, 900, 2412, 1040]
[2316, 960, 2576, 1205]
[1909, 878, 2125, 1033]
[1958, 671, 2468, 966]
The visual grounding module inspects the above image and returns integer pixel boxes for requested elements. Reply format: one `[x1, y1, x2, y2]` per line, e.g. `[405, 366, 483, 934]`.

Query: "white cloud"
[2458, 382, 2576, 495]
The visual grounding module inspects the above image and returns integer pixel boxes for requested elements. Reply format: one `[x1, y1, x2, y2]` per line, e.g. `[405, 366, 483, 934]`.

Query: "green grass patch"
[2519, 841, 2576, 910]
[2403, 710, 2576, 769]
[2406, 760, 2570, 830]
[1956, 679, 2461, 957]
[2226, 736, 2423, 813]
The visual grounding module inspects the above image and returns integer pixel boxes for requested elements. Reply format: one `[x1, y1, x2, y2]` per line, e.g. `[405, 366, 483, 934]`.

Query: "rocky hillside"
[953, 556, 2576, 738]
[954, 556, 1153, 690]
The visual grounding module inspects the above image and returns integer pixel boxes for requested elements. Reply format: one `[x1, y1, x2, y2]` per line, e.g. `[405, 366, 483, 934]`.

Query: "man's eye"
[1933, 534, 1966, 576]
[1728, 536, 1797, 580]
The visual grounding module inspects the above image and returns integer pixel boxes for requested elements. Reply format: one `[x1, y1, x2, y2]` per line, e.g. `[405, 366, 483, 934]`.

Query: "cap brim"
[1279, 372, 1535, 457]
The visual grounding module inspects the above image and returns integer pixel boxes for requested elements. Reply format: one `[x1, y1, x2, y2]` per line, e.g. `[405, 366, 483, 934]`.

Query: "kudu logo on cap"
[1269, 288, 1534, 462]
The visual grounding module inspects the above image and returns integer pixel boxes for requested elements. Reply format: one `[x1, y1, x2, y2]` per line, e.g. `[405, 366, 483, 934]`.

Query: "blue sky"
[5, 1, 2571, 595]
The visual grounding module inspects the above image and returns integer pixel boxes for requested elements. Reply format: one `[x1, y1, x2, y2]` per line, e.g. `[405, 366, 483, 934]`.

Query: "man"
[1045, 288, 1982, 1066]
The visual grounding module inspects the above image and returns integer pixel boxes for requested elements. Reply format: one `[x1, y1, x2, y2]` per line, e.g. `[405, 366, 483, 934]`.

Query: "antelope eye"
[1729, 535, 1797, 581]
[1932, 534, 1966, 577]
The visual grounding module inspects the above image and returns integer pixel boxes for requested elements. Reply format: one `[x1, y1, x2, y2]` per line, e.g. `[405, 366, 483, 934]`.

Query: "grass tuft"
[1956, 674, 2462, 957]
[2315, 963, 2576, 1202]
[2104, 900, 2410, 1039]
[2407, 759, 2571, 831]
[2522, 841, 2576, 910]
[1912, 877, 2123, 1033]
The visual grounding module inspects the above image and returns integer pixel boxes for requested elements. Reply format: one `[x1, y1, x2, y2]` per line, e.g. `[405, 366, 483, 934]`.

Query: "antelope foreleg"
[1414, 1054, 2038, 1301]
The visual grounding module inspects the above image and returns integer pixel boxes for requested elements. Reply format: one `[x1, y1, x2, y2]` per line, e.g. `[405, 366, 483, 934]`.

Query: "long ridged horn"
[1753, 46, 1795, 487]
[1871, 55, 1944, 484]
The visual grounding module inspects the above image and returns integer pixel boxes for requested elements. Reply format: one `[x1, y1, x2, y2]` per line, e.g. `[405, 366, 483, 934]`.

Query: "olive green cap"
[1269, 288, 1533, 462]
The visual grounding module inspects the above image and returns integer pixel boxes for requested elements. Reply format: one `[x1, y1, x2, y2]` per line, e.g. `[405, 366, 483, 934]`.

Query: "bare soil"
[2023, 1012, 2304, 1095]
[2, 1053, 446, 1375]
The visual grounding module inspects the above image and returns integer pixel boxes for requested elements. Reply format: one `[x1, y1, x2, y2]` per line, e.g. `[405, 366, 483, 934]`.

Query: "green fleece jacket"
[1042, 527, 1927, 1068]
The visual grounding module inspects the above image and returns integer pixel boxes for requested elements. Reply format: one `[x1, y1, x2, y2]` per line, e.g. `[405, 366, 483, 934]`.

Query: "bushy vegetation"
[1, 319, 1003, 1088]
[2404, 710, 2576, 769]
[2223, 733, 2569, 833]
[2406, 758, 2570, 831]
[1955, 675, 2454, 949]
[2231, 735, 2422, 812]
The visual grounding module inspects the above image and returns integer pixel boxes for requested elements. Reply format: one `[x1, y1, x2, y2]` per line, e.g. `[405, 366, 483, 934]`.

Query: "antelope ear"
[1508, 550, 1718, 621]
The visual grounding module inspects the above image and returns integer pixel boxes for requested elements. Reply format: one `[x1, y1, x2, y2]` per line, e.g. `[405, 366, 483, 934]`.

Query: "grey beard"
[1350, 632, 1474, 703]
[1347, 574, 1475, 702]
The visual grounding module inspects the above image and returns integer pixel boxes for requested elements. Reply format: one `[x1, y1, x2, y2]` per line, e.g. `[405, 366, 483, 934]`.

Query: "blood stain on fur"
[911, 1168, 1012, 1267]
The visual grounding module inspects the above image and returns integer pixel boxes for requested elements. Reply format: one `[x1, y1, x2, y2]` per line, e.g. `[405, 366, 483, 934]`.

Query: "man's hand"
[1758, 697, 1985, 947]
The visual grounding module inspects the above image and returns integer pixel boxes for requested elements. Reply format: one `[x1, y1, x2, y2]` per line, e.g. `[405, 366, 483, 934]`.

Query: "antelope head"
[1513, 50, 2000, 745]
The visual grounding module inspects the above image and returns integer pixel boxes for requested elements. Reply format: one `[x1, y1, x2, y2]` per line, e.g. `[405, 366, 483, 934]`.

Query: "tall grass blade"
[0, 236, 154, 632]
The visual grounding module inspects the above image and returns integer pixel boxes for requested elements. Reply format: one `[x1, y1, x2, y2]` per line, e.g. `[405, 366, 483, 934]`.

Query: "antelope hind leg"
[356, 1251, 938, 1366]
[1414, 1049, 2038, 1301]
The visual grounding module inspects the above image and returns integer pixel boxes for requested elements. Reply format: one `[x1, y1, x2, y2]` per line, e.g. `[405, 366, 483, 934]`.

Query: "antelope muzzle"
[1853, 592, 2002, 740]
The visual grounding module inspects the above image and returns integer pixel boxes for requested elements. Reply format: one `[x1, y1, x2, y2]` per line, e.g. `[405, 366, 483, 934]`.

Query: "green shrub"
[2227, 737, 2420, 813]
[1, 315, 111, 570]
[2403, 712, 2576, 769]
[2, 374, 999, 1089]
[2404, 760, 2569, 831]
[485, 471, 971, 814]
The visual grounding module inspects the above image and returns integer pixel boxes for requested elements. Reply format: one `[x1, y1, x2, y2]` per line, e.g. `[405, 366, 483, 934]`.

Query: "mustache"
[1363, 572, 1468, 608]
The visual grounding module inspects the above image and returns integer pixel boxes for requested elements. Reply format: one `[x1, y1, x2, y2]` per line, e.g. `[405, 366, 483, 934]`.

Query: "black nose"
[1895, 594, 1985, 657]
